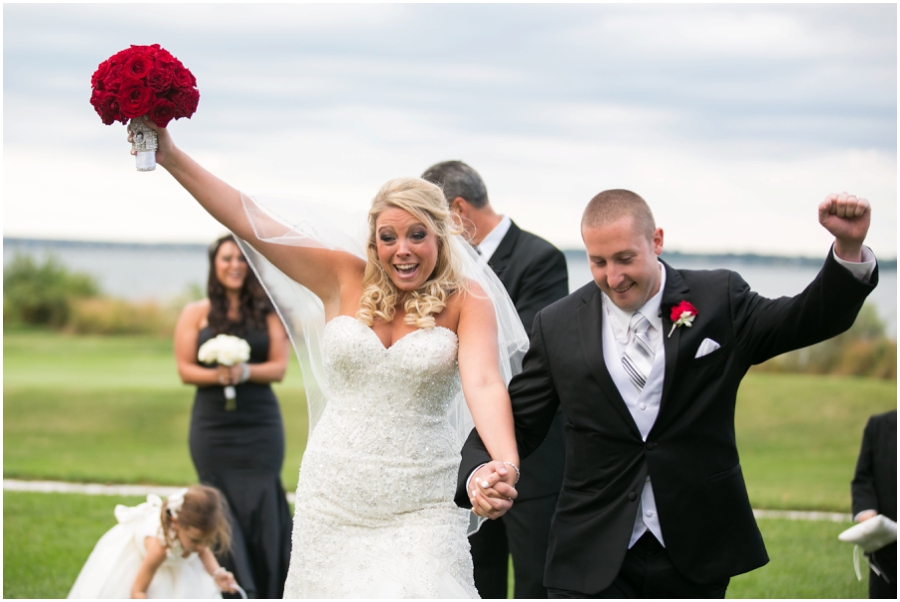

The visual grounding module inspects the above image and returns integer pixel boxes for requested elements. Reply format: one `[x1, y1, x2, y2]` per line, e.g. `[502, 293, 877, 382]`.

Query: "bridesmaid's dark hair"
[207, 234, 272, 336]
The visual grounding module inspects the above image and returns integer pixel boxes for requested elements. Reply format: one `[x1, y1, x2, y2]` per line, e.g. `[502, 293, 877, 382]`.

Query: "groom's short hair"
[421, 161, 489, 209]
[582, 189, 656, 241]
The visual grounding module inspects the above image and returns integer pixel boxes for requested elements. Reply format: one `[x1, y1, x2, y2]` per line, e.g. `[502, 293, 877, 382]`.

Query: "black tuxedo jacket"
[457, 250, 877, 593]
[852, 410, 897, 522]
[852, 409, 897, 586]
[488, 220, 569, 499]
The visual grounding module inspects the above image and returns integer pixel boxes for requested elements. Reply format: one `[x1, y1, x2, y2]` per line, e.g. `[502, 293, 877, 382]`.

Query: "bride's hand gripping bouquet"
[198, 334, 251, 411]
[89, 44, 199, 171]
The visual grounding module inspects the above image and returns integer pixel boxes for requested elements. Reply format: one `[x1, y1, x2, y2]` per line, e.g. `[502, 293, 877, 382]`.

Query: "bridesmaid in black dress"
[174, 234, 292, 598]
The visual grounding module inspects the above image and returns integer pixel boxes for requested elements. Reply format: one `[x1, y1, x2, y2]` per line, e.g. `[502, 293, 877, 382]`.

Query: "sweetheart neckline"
[325, 315, 458, 352]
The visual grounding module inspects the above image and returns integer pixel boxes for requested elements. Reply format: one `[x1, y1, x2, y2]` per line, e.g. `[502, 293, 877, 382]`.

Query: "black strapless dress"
[191, 325, 292, 598]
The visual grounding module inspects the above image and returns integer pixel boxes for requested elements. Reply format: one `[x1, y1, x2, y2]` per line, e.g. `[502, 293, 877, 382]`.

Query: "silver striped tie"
[622, 314, 654, 391]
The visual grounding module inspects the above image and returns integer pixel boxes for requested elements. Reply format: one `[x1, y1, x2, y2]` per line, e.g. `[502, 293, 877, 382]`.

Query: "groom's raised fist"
[818, 192, 871, 262]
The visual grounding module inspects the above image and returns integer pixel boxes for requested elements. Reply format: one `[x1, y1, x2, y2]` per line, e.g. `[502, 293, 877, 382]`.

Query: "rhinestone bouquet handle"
[128, 118, 158, 171]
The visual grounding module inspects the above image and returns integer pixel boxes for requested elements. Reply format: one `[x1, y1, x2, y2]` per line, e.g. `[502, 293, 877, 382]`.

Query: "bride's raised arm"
[141, 118, 363, 311]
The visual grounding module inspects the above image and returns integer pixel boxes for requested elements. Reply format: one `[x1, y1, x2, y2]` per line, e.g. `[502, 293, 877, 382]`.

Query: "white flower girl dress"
[67, 494, 221, 599]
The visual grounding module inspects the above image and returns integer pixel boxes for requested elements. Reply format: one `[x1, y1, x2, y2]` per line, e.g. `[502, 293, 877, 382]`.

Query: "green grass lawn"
[4, 492, 147, 599]
[737, 371, 896, 510]
[726, 517, 867, 598]
[5, 331, 895, 511]
[3, 491, 868, 599]
[4, 331, 308, 491]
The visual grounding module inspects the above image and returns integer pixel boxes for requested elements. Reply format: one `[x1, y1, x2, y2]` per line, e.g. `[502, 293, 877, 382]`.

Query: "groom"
[457, 190, 877, 597]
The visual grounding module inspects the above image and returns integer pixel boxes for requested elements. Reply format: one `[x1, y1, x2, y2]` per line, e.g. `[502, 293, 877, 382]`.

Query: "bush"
[3, 254, 99, 327]
[756, 303, 896, 380]
[66, 297, 179, 336]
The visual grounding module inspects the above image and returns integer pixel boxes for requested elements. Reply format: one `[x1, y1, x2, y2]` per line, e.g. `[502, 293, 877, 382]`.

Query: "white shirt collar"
[476, 215, 512, 262]
[602, 261, 666, 338]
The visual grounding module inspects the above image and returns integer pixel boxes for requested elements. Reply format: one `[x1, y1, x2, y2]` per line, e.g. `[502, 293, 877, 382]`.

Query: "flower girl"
[68, 485, 240, 599]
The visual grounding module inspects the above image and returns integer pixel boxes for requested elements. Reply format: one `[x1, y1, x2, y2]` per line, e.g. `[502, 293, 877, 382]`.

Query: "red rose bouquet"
[90, 44, 199, 171]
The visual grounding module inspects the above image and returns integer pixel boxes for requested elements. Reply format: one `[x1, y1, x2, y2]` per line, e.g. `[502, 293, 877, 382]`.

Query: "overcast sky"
[4, 3, 897, 256]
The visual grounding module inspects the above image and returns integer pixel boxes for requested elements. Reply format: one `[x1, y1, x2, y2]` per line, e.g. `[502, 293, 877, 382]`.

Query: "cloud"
[3, 3, 896, 256]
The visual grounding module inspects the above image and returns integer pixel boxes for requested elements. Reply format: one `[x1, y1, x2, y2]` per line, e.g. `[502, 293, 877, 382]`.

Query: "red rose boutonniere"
[668, 301, 698, 338]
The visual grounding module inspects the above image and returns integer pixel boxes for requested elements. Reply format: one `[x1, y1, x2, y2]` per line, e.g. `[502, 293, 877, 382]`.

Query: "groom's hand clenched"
[818, 192, 871, 262]
[470, 461, 518, 519]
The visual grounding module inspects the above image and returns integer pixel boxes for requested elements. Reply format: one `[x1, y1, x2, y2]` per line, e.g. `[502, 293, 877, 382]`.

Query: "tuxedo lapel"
[576, 286, 642, 438]
[658, 261, 691, 414]
[487, 220, 520, 274]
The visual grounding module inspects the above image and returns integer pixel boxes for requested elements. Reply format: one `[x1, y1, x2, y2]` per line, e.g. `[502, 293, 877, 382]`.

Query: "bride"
[132, 117, 527, 598]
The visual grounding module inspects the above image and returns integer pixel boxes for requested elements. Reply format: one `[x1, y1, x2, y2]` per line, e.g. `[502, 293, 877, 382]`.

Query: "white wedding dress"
[234, 192, 527, 599]
[283, 315, 479, 598]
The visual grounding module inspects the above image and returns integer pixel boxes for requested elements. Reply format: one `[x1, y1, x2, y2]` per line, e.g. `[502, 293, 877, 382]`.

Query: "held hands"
[469, 461, 518, 520]
[818, 192, 871, 262]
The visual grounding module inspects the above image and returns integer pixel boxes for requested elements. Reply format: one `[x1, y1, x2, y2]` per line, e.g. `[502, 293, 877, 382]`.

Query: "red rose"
[91, 60, 112, 91]
[118, 78, 155, 118]
[669, 301, 698, 322]
[91, 90, 123, 125]
[154, 47, 177, 67]
[149, 98, 177, 127]
[169, 87, 200, 118]
[103, 64, 126, 93]
[146, 66, 173, 92]
[111, 47, 135, 65]
[123, 52, 153, 80]
[91, 45, 198, 127]
[172, 65, 197, 89]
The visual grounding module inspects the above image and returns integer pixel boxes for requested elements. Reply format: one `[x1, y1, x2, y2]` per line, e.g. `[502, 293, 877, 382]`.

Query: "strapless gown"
[283, 315, 479, 598]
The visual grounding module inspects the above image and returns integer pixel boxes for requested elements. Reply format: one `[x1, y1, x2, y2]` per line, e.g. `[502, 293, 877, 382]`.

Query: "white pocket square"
[695, 338, 721, 359]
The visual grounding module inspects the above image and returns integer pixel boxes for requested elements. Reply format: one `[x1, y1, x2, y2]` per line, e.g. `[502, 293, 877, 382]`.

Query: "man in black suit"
[852, 409, 897, 599]
[422, 160, 569, 598]
[459, 189, 877, 597]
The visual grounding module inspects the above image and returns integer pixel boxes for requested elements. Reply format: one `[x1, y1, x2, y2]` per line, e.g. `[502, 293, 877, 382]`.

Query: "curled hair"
[160, 485, 232, 554]
[356, 178, 469, 329]
[207, 234, 272, 336]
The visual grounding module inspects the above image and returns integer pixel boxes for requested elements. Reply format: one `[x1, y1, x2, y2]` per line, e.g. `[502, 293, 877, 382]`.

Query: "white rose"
[197, 334, 251, 366]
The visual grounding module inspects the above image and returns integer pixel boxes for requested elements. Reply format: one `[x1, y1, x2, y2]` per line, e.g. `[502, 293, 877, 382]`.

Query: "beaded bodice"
[319, 316, 460, 448]
[312, 315, 462, 519]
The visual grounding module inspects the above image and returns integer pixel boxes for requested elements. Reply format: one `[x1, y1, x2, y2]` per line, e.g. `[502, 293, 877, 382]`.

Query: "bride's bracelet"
[502, 461, 520, 484]
[213, 567, 227, 578]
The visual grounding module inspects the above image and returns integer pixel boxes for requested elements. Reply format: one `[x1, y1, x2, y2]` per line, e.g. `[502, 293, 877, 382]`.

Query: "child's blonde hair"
[160, 485, 232, 554]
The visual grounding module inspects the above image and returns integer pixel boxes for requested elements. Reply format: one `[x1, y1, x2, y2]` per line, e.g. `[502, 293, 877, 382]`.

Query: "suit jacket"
[488, 220, 569, 499]
[458, 249, 877, 592]
[852, 410, 897, 522]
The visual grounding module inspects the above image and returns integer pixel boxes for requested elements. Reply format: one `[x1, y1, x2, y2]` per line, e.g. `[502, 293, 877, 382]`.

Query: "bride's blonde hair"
[356, 178, 468, 329]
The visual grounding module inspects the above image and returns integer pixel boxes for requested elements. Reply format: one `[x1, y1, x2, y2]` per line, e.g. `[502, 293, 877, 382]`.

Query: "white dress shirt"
[475, 216, 511, 264]
[601, 263, 668, 548]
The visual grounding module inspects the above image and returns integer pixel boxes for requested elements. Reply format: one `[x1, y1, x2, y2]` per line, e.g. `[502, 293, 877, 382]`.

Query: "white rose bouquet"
[198, 334, 251, 410]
